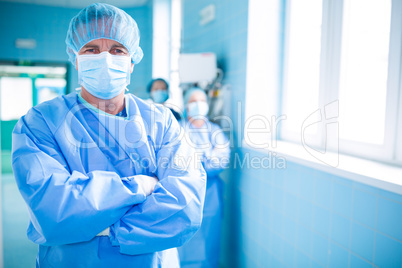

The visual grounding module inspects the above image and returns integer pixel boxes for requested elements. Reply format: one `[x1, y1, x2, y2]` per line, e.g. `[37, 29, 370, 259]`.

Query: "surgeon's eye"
[82, 48, 99, 54]
[111, 48, 128, 55]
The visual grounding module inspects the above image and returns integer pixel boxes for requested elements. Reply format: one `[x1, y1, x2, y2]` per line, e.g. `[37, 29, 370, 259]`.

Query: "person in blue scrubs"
[147, 78, 182, 121]
[11, 3, 206, 267]
[178, 88, 230, 268]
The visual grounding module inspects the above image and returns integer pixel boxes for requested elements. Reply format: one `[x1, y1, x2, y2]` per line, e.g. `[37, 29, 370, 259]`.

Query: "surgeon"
[11, 3, 206, 267]
[178, 88, 230, 267]
[148, 78, 181, 120]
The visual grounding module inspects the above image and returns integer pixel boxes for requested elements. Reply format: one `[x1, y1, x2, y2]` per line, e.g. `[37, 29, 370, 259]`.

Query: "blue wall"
[125, 3, 154, 99]
[181, 0, 248, 125]
[181, 0, 402, 267]
[238, 149, 402, 268]
[0, 2, 152, 97]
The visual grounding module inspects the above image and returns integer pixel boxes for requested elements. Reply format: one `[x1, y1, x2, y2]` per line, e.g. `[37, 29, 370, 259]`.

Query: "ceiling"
[0, 0, 148, 8]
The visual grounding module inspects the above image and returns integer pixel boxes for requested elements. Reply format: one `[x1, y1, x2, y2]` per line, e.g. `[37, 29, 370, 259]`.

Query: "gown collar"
[77, 91, 129, 119]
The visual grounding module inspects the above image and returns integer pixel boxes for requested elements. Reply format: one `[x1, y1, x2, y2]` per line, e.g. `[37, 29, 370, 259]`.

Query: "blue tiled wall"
[125, 3, 153, 99]
[181, 0, 248, 129]
[0, 2, 152, 97]
[238, 148, 402, 268]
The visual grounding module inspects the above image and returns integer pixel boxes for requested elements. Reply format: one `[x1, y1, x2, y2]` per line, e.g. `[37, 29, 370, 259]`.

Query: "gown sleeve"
[12, 107, 151, 246]
[109, 109, 207, 255]
[202, 123, 231, 177]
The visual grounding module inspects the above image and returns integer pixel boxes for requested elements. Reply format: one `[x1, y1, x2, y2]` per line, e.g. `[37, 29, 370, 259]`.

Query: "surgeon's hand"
[134, 175, 159, 196]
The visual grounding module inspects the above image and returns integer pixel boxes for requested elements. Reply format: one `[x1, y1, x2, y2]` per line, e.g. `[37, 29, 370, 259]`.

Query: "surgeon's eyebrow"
[82, 44, 99, 49]
[111, 44, 129, 52]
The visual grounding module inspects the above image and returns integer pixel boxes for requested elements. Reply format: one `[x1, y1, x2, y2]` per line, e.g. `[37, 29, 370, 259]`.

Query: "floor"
[2, 173, 37, 268]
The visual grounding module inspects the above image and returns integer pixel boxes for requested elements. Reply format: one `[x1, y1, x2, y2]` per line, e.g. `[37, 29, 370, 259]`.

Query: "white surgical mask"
[77, 52, 131, 99]
[187, 101, 209, 118]
[151, 90, 169, 104]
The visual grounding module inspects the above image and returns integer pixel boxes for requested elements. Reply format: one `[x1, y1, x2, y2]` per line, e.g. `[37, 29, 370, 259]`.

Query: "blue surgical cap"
[183, 87, 208, 106]
[66, 3, 143, 67]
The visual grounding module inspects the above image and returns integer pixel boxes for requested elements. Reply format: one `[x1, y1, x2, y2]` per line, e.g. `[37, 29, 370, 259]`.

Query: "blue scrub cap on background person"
[183, 87, 207, 106]
[65, 3, 143, 67]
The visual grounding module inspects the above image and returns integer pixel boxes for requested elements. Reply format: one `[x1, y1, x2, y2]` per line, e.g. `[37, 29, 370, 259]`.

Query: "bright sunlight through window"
[281, 0, 323, 137]
[338, 0, 392, 145]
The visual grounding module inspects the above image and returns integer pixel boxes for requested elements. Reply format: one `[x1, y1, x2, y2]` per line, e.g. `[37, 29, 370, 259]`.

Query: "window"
[152, 0, 171, 80]
[338, 0, 391, 145]
[167, 0, 183, 110]
[279, 0, 401, 164]
[152, 0, 183, 111]
[0, 77, 32, 121]
[0, 63, 68, 152]
[245, 0, 281, 148]
[0, 64, 68, 121]
[281, 0, 322, 143]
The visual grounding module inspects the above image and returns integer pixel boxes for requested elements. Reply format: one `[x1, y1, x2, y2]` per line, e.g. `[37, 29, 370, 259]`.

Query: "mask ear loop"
[73, 50, 79, 67]
[74, 50, 82, 96]
[74, 50, 84, 89]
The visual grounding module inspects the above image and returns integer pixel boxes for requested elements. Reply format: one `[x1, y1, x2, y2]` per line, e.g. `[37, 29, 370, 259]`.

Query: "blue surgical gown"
[178, 120, 230, 268]
[11, 92, 206, 267]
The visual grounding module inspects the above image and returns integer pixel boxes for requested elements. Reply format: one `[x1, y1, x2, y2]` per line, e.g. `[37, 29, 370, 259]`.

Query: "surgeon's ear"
[130, 63, 134, 73]
[75, 59, 78, 71]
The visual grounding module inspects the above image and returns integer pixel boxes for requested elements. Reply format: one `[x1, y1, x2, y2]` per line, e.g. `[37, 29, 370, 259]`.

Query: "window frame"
[279, 0, 402, 165]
